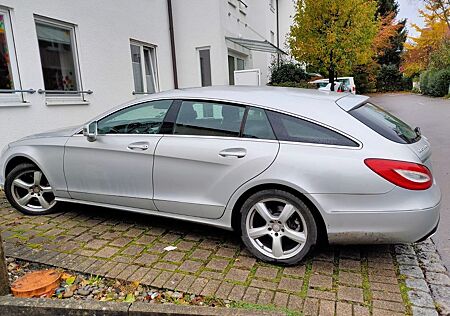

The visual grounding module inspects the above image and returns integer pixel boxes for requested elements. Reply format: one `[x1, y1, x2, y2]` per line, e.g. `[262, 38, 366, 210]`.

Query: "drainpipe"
[276, 0, 280, 67]
[167, 0, 179, 89]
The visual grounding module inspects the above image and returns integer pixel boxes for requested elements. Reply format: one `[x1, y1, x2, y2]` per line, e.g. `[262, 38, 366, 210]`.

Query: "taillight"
[364, 159, 432, 190]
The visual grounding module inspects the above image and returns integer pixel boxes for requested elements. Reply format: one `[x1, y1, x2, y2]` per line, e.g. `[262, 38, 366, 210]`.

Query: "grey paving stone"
[406, 278, 430, 293]
[399, 265, 425, 279]
[397, 254, 420, 266]
[429, 285, 450, 315]
[411, 306, 439, 316]
[408, 290, 435, 308]
[394, 244, 416, 255]
[425, 272, 450, 286]
[415, 243, 438, 253]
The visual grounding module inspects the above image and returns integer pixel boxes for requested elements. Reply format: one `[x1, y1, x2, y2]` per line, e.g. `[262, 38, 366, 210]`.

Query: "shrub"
[428, 68, 450, 97]
[270, 81, 316, 89]
[269, 62, 310, 84]
[420, 68, 450, 97]
[420, 70, 431, 95]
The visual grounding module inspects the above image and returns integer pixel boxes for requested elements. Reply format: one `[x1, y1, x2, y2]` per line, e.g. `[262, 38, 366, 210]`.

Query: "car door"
[64, 99, 173, 209]
[153, 100, 279, 219]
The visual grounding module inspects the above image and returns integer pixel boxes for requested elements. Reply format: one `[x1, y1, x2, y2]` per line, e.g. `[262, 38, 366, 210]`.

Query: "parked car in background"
[311, 77, 356, 94]
[318, 82, 348, 93]
[0, 86, 440, 265]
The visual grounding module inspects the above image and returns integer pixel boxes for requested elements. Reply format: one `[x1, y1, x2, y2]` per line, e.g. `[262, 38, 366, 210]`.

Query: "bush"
[270, 81, 316, 89]
[420, 68, 450, 97]
[269, 62, 310, 84]
[420, 70, 431, 95]
[428, 68, 450, 97]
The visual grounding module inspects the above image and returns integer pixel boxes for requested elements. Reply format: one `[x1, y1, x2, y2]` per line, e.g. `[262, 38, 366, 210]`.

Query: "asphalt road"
[369, 93, 450, 270]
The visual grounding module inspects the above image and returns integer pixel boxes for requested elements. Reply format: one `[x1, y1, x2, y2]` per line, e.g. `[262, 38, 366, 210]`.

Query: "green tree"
[289, 0, 379, 91]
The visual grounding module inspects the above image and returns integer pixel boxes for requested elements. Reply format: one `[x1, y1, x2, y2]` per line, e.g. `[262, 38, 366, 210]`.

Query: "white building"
[0, 0, 295, 149]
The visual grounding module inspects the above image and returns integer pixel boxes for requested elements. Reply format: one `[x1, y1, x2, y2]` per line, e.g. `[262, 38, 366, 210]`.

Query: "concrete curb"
[0, 296, 284, 316]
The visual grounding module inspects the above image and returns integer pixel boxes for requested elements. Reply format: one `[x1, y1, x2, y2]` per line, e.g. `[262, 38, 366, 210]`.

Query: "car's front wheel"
[5, 163, 57, 215]
[240, 189, 317, 265]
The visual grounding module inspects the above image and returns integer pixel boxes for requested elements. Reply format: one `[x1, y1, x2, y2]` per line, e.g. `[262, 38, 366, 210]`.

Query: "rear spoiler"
[335, 94, 370, 112]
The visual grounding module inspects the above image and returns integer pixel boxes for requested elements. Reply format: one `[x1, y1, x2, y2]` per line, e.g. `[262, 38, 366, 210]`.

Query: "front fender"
[2, 138, 68, 197]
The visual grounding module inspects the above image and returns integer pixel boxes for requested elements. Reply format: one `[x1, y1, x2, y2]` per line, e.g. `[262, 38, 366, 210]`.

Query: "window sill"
[45, 97, 90, 106]
[0, 94, 29, 107]
[0, 101, 31, 107]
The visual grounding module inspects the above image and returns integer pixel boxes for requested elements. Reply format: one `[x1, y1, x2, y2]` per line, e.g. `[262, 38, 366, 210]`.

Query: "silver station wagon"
[0, 86, 440, 265]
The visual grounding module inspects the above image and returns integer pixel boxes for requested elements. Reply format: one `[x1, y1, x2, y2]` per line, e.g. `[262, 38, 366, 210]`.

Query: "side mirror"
[83, 121, 98, 142]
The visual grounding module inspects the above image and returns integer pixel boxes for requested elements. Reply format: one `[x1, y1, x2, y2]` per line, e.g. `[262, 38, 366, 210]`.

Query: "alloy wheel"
[245, 198, 308, 260]
[10, 170, 56, 213]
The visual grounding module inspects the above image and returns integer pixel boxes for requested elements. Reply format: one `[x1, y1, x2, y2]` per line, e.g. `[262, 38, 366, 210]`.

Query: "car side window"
[266, 111, 358, 147]
[174, 101, 245, 137]
[242, 107, 276, 140]
[97, 100, 172, 134]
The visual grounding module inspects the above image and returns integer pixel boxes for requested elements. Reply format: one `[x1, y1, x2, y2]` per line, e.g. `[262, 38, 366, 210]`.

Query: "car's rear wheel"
[240, 189, 317, 265]
[5, 163, 57, 215]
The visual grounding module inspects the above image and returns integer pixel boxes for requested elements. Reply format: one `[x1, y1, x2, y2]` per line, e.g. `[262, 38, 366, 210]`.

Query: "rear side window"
[242, 107, 276, 140]
[266, 111, 358, 147]
[349, 103, 420, 144]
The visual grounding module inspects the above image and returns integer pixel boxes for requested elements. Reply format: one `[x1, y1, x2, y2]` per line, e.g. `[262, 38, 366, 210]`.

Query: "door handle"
[128, 142, 149, 151]
[219, 148, 247, 158]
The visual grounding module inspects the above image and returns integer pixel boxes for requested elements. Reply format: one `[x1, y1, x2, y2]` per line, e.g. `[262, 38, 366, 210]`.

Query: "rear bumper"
[325, 201, 441, 244]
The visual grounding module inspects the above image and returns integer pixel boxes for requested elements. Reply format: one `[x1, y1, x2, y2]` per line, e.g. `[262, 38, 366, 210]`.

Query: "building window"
[228, 54, 245, 85]
[0, 8, 19, 91]
[130, 42, 158, 94]
[35, 19, 79, 92]
[198, 48, 211, 87]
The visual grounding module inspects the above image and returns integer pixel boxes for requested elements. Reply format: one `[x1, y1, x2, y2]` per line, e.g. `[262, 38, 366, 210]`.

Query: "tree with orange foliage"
[402, 4, 449, 77]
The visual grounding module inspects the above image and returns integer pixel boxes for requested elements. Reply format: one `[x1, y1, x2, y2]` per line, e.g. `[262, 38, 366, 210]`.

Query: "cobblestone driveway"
[1, 191, 448, 315]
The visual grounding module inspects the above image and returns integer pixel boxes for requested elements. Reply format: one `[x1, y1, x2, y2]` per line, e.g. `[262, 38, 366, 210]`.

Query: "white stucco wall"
[0, 0, 174, 149]
[171, 0, 229, 88]
[0, 0, 295, 150]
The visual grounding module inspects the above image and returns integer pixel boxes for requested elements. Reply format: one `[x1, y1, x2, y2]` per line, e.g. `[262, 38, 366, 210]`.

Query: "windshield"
[349, 103, 420, 144]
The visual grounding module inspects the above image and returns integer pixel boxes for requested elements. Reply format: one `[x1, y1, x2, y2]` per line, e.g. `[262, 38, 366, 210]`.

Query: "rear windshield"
[349, 103, 420, 144]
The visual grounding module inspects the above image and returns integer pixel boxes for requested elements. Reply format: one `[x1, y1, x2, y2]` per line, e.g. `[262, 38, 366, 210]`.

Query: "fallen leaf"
[124, 293, 135, 303]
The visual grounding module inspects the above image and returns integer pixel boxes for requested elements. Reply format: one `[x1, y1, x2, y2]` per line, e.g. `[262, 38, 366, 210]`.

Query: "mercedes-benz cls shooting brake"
[0, 86, 440, 265]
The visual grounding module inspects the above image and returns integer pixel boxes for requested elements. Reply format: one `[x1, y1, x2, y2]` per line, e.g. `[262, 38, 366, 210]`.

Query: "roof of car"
[141, 85, 367, 110]
[95, 86, 368, 124]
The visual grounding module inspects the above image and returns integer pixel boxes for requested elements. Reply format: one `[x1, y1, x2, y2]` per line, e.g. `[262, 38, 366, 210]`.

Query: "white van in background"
[310, 77, 356, 94]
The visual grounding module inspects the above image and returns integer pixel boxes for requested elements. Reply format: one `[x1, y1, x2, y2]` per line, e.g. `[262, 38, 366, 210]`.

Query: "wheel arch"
[4, 155, 40, 178]
[230, 183, 329, 245]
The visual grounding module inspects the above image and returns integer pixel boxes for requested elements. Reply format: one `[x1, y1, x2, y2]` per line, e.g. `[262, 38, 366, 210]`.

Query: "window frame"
[34, 16, 82, 96]
[0, 7, 24, 105]
[130, 40, 159, 95]
[96, 99, 174, 136]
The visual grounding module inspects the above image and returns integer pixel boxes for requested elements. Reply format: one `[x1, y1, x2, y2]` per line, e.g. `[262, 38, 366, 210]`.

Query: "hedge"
[420, 68, 450, 97]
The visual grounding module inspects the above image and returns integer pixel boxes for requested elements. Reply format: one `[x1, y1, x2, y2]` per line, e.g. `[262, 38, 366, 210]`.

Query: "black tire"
[4, 163, 58, 215]
[240, 189, 317, 265]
